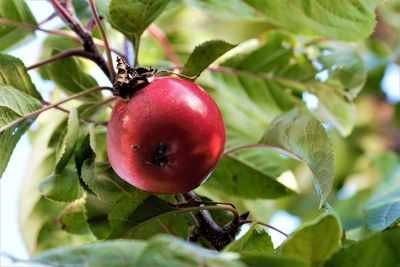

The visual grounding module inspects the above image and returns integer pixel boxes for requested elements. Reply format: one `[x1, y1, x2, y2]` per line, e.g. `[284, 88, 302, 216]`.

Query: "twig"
[38, 12, 57, 25]
[49, 0, 111, 79]
[148, 24, 180, 65]
[41, 100, 108, 126]
[0, 86, 112, 133]
[88, 0, 115, 80]
[208, 66, 308, 93]
[27, 49, 92, 70]
[240, 220, 289, 237]
[0, 18, 126, 62]
[124, 204, 240, 240]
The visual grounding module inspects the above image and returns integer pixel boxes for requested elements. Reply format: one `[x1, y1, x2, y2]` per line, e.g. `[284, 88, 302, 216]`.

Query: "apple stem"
[178, 191, 246, 251]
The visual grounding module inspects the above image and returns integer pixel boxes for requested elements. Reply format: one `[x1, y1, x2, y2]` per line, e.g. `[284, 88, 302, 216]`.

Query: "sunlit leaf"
[109, 0, 170, 46]
[39, 166, 83, 202]
[182, 40, 236, 77]
[260, 108, 334, 207]
[204, 155, 294, 199]
[243, 0, 377, 41]
[60, 198, 94, 236]
[280, 215, 341, 267]
[225, 222, 273, 253]
[325, 229, 400, 267]
[0, 54, 41, 177]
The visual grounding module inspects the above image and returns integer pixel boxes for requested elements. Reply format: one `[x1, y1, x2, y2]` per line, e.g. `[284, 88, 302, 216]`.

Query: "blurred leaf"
[60, 198, 93, 236]
[35, 219, 95, 254]
[318, 46, 367, 100]
[333, 189, 372, 230]
[314, 85, 356, 137]
[109, 0, 170, 45]
[240, 253, 307, 267]
[324, 229, 400, 267]
[225, 223, 273, 253]
[0, 0, 36, 51]
[134, 235, 245, 267]
[46, 49, 99, 98]
[18, 109, 66, 253]
[73, 0, 109, 22]
[31, 235, 245, 267]
[260, 108, 334, 207]
[32, 239, 146, 266]
[243, 0, 377, 41]
[364, 160, 400, 231]
[0, 54, 42, 178]
[280, 215, 341, 267]
[39, 166, 83, 202]
[188, 0, 260, 19]
[55, 108, 80, 173]
[38, 35, 81, 80]
[182, 40, 236, 77]
[204, 155, 294, 199]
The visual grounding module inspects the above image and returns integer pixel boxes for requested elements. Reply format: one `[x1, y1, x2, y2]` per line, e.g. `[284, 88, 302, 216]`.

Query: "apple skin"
[106, 77, 225, 194]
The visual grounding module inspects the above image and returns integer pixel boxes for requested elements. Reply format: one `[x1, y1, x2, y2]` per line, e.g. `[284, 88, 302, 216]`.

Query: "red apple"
[106, 77, 225, 194]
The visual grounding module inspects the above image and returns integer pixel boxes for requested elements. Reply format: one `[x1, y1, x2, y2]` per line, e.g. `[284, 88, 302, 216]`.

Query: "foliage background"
[0, 0, 399, 266]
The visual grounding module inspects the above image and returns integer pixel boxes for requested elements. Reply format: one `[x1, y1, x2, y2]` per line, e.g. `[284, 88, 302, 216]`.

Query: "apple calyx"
[113, 56, 157, 100]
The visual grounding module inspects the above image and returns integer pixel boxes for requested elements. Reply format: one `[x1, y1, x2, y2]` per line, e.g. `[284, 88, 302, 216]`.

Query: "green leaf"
[182, 40, 236, 77]
[0, 85, 41, 128]
[81, 162, 147, 202]
[260, 108, 334, 207]
[243, 0, 377, 41]
[225, 223, 273, 253]
[279, 215, 341, 267]
[36, 219, 95, 254]
[324, 229, 400, 267]
[32, 240, 147, 267]
[55, 108, 80, 173]
[39, 167, 83, 202]
[364, 165, 400, 231]
[108, 195, 188, 240]
[240, 253, 308, 267]
[46, 49, 99, 98]
[188, 0, 259, 20]
[134, 235, 245, 267]
[108, 195, 163, 238]
[204, 155, 294, 199]
[31, 235, 245, 267]
[81, 163, 188, 240]
[0, 85, 41, 177]
[60, 198, 93, 236]
[0, 54, 41, 99]
[109, 0, 170, 44]
[0, 54, 42, 178]
[0, 0, 36, 51]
